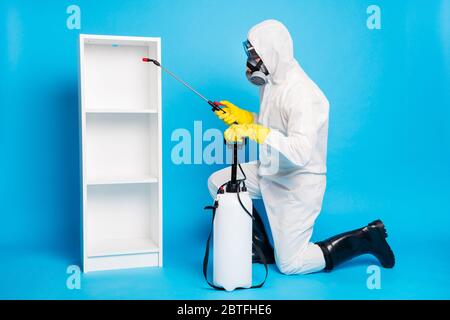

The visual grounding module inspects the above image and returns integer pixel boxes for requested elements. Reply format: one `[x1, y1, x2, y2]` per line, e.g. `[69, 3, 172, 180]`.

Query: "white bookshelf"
[79, 34, 162, 272]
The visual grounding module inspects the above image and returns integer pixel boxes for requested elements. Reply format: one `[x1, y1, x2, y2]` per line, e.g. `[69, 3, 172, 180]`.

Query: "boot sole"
[368, 220, 396, 268]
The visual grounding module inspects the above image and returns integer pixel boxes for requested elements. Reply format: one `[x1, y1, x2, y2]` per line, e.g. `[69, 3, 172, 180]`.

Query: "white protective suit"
[208, 20, 330, 274]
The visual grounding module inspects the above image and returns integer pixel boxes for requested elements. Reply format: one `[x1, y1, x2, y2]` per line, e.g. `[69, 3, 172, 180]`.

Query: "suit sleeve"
[264, 89, 318, 167]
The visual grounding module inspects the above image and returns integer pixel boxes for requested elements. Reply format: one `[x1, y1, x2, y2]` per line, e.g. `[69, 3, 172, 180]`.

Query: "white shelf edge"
[87, 238, 160, 258]
[80, 34, 160, 44]
[86, 176, 158, 186]
[88, 248, 160, 258]
[85, 109, 157, 114]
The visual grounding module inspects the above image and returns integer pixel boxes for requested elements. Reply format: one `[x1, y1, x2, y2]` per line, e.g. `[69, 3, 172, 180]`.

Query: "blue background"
[1, 0, 449, 299]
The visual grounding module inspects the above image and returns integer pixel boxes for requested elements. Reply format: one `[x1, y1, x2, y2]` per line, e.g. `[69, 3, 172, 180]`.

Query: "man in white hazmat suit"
[208, 19, 395, 274]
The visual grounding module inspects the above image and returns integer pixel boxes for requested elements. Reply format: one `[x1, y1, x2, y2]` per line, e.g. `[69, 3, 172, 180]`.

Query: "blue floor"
[1, 231, 449, 299]
[2, 182, 449, 299]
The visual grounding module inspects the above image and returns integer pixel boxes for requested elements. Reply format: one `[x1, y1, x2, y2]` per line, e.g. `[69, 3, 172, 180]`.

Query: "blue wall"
[1, 0, 449, 269]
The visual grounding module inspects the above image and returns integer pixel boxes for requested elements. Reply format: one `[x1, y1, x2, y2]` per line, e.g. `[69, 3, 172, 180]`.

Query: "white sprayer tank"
[213, 190, 253, 291]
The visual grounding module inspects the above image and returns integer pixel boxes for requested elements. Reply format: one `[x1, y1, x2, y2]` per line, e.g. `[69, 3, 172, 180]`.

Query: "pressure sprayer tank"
[213, 190, 253, 291]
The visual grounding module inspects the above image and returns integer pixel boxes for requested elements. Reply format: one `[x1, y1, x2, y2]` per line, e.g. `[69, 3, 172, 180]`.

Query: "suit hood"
[247, 19, 301, 84]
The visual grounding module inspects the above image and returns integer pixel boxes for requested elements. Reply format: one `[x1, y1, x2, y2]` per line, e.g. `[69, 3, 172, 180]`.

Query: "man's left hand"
[224, 123, 270, 144]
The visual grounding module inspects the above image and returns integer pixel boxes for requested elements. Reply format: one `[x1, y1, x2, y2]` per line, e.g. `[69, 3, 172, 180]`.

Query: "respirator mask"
[243, 40, 269, 86]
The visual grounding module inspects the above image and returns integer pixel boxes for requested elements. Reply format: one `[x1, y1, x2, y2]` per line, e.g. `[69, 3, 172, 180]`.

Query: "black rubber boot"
[252, 207, 275, 264]
[316, 219, 395, 271]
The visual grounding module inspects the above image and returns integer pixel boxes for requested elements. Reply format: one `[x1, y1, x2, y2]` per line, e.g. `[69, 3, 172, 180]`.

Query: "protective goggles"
[242, 40, 260, 60]
[243, 40, 269, 76]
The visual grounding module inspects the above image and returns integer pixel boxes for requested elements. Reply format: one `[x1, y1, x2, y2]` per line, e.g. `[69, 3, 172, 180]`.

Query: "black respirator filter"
[246, 59, 269, 86]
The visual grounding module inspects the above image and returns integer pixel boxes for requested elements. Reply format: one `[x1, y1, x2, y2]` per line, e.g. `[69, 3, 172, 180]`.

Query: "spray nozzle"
[142, 57, 161, 66]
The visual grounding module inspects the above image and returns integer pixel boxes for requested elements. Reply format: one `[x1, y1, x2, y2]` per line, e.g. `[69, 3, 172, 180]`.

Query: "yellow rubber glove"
[214, 100, 254, 125]
[224, 124, 270, 144]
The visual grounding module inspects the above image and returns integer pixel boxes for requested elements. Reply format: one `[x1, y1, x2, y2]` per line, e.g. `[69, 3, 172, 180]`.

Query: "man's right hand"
[214, 100, 254, 125]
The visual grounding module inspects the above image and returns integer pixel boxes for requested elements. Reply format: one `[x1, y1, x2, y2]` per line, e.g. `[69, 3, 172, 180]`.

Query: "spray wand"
[142, 57, 243, 192]
[142, 58, 226, 114]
